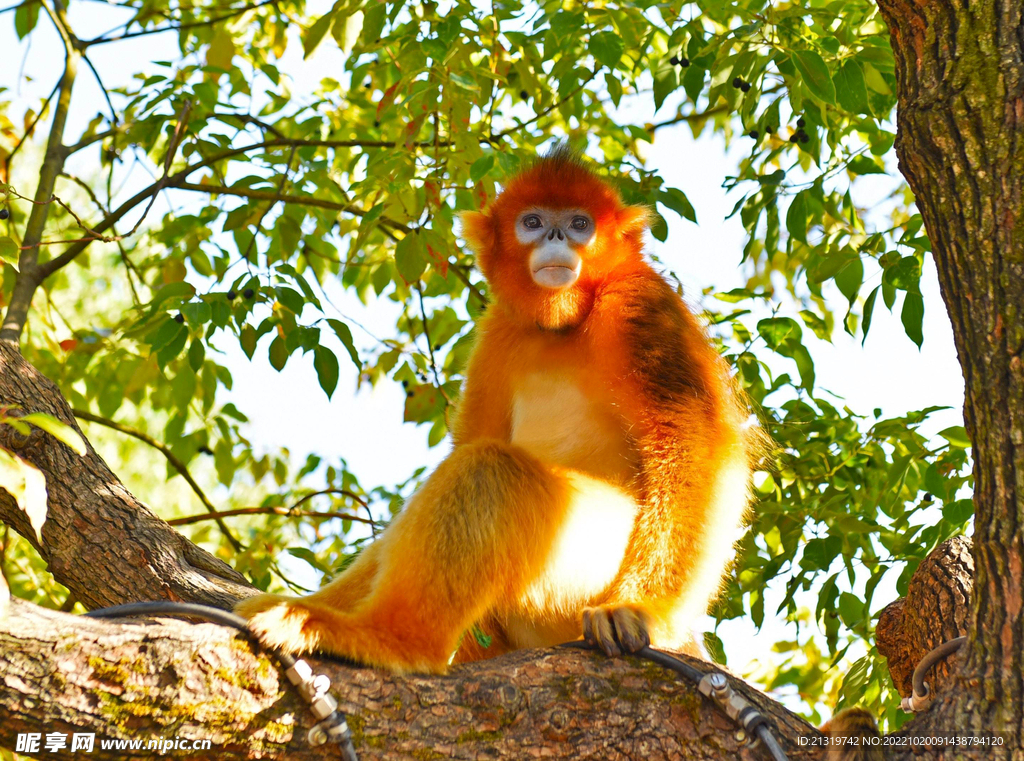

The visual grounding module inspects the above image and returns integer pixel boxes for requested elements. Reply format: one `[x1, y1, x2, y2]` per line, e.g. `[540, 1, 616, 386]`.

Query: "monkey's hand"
[234, 593, 332, 654]
[582, 604, 650, 656]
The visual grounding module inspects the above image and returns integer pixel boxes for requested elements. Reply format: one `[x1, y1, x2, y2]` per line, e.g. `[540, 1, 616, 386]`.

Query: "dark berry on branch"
[749, 130, 759, 140]
[790, 133, 800, 143]
[679, 57, 689, 67]
[402, 380, 409, 388]
[227, 290, 236, 300]
[433, 344, 440, 351]
[174, 313, 185, 323]
[740, 82, 751, 92]
[373, 119, 380, 128]
[765, 124, 774, 134]
[731, 77, 743, 88]
[0, 208, 8, 221]
[797, 117, 806, 127]
[519, 90, 528, 99]
[243, 288, 255, 299]
[670, 56, 679, 66]
[799, 133, 810, 144]
[364, 79, 372, 89]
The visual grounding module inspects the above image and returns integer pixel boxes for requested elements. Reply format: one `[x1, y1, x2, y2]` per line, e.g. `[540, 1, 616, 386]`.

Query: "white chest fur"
[505, 373, 639, 647]
[510, 373, 629, 477]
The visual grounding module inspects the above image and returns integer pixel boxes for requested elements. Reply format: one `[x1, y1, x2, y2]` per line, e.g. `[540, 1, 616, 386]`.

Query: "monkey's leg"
[239, 440, 572, 673]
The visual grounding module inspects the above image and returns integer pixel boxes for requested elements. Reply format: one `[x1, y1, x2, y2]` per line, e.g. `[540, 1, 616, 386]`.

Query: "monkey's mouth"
[533, 265, 579, 289]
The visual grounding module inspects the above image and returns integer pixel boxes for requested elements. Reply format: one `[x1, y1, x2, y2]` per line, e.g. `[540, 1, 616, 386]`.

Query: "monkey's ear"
[458, 211, 494, 254]
[616, 205, 652, 236]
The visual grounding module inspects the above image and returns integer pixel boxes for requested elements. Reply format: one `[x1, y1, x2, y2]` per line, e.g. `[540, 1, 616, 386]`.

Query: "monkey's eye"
[570, 216, 590, 231]
[522, 214, 543, 229]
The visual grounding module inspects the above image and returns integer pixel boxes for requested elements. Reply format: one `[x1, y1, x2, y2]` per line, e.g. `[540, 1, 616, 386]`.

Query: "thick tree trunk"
[0, 340, 252, 608]
[874, 0, 1024, 754]
[0, 599, 819, 761]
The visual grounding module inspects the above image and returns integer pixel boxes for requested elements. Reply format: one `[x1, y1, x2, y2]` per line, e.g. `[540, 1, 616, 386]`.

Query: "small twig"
[414, 282, 452, 406]
[167, 506, 375, 527]
[84, 0, 280, 46]
[71, 408, 244, 552]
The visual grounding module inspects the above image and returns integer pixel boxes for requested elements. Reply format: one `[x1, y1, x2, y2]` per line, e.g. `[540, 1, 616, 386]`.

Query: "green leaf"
[0, 448, 47, 542]
[834, 61, 870, 114]
[901, 292, 925, 347]
[791, 50, 836, 105]
[838, 592, 864, 627]
[14, 0, 39, 39]
[327, 319, 361, 368]
[590, 31, 624, 70]
[303, 12, 334, 59]
[269, 336, 288, 371]
[883, 256, 921, 291]
[331, 9, 363, 54]
[313, 346, 340, 399]
[942, 498, 974, 524]
[757, 317, 802, 350]
[395, 232, 427, 283]
[188, 339, 205, 372]
[403, 384, 445, 423]
[658, 187, 697, 223]
[240, 325, 258, 360]
[653, 68, 677, 111]
[20, 413, 87, 455]
[835, 256, 864, 304]
[938, 426, 971, 449]
[848, 156, 886, 175]
[470, 155, 495, 183]
[0, 236, 19, 268]
[786, 192, 808, 244]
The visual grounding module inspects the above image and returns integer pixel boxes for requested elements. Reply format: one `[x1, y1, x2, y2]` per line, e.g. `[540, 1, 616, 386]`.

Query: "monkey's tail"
[821, 707, 884, 761]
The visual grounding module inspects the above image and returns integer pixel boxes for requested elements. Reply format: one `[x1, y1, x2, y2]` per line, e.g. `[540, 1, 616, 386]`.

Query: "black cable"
[905, 636, 966, 711]
[85, 601, 357, 761]
[561, 641, 790, 761]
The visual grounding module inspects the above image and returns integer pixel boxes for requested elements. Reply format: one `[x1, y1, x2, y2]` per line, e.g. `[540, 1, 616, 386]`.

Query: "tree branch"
[83, 0, 281, 46]
[167, 505, 376, 527]
[0, 23, 79, 344]
[0, 341, 252, 609]
[0, 598, 819, 760]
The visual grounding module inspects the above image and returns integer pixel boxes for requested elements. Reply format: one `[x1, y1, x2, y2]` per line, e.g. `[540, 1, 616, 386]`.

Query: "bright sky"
[1, 3, 966, 711]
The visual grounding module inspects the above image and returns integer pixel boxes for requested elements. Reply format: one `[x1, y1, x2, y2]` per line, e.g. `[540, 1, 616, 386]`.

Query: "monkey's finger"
[583, 606, 622, 657]
[609, 606, 650, 653]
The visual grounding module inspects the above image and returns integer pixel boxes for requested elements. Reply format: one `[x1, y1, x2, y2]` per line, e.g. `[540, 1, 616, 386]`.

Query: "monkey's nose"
[547, 228, 565, 241]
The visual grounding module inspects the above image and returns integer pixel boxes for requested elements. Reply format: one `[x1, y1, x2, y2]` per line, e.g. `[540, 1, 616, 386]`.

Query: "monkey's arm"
[450, 317, 513, 445]
[585, 270, 751, 654]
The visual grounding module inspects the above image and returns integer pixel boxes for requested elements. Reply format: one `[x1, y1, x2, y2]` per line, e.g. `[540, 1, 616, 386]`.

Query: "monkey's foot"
[583, 604, 650, 657]
[234, 593, 332, 654]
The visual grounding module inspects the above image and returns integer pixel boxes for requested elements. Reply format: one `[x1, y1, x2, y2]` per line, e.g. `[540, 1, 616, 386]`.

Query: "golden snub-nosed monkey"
[236, 146, 756, 673]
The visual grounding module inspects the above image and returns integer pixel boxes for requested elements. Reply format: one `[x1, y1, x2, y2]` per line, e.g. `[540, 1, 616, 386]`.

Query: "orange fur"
[236, 148, 754, 672]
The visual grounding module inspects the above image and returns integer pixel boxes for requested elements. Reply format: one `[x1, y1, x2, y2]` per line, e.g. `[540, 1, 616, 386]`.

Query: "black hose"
[911, 636, 966, 702]
[85, 601, 356, 761]
[561, 640, 789, 761]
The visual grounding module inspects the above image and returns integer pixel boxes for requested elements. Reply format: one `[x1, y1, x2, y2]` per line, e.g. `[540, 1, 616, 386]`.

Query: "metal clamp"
[285, 658, 357, 759]
[698, 671, 769, 737]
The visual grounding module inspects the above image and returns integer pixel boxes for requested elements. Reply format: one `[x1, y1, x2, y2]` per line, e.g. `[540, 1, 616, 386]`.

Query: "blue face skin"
[514, 207, 596, 289]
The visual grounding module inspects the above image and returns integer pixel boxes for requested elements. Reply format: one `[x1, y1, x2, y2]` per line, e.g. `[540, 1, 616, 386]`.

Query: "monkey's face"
[514, 207, 595, 290]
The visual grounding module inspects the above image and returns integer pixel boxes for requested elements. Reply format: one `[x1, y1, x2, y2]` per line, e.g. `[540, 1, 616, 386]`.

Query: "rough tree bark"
[876, 536, 973, 700]
[0, 341, 252, 609]
[0, 599, 818, 761]
[873, 0, 1024, 754]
